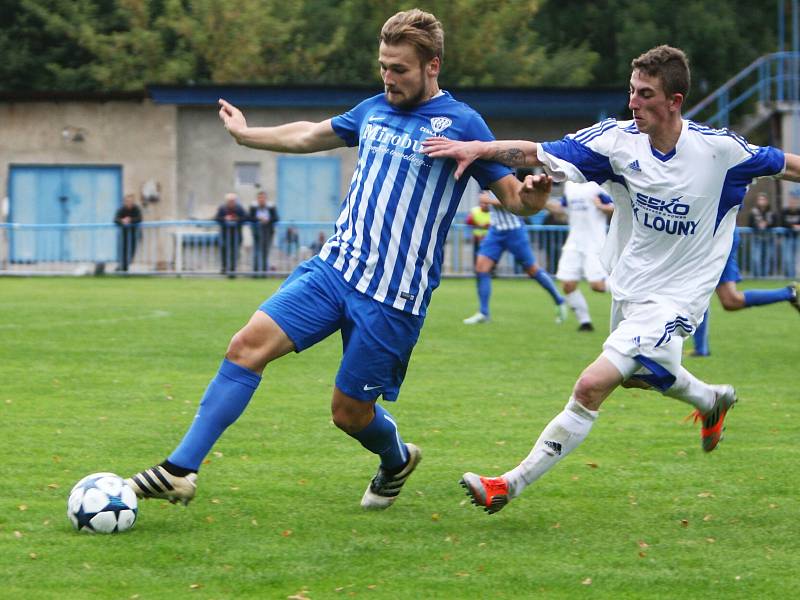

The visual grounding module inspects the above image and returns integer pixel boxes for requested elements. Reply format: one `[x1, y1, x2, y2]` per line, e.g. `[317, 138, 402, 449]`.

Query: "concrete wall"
[0, 99, 177, 221]
[177, 106, 358, 220]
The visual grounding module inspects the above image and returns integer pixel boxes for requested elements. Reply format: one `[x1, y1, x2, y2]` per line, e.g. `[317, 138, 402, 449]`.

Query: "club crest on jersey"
[430, 116, 452, 133]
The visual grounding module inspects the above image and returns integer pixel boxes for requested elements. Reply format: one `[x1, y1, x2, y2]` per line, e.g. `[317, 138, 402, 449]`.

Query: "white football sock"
[565, 290, 591, 324]
[503, 396, 598, 499]
[662, 367, 715, 413]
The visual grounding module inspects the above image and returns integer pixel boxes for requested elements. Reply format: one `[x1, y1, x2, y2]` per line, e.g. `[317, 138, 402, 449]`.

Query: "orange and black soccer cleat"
[692, 385, 738, 452]
[460, 472, 509, 514]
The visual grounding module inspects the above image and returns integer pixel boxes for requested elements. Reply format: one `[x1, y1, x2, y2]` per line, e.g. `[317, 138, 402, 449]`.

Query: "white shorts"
[556, 247, 607, 282]
[601, 300, 695, 391]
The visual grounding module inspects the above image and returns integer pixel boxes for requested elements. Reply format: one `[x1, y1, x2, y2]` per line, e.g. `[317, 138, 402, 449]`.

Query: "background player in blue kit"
[692, 228, 799, 355]
[463, 185, 565, 325]
[125, 9, 552, 511]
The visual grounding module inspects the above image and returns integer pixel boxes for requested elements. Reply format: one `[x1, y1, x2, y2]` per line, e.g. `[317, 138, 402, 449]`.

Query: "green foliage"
[0, 277, 798, 598]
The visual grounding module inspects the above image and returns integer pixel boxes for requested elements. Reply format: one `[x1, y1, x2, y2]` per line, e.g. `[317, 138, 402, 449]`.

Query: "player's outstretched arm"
[782, 152, 800, 181]
[422, 137, 541, 180]
[218, 98, 344, 153]
[489, 173, 552, 216]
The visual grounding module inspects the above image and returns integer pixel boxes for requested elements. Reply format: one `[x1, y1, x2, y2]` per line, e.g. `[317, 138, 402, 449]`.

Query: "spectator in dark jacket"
[748, 192, 779, 277]
[114, 193, 142, 272]
[249, 190, 279, 275]
[215, 192, 247, 276]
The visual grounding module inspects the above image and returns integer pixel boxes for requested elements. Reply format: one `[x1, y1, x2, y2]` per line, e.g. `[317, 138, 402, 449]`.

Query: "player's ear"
[670, 92, 684, 112]
[427, 56, 441, 77]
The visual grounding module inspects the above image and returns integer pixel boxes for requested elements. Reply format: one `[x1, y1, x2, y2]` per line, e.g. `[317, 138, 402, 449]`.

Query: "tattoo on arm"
[491, 148, 527, 167]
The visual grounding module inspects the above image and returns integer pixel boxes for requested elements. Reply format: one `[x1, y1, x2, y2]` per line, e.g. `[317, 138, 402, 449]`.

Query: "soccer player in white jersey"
[424, 45, 800, 514]
[463, 187, 566, 325]
[125, 9, 552, 511]
[550, 180, 614, 331]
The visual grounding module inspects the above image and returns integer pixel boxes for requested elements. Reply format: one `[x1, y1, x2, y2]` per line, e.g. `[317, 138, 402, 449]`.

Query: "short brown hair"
[631, 45, 690, 99]
[379, 9, 444, 63]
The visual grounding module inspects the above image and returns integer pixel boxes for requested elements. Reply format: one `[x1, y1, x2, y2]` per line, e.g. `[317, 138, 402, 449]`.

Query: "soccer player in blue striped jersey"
[462, 187, 566, 325]
[125, 9, 552, 511]
[424, 45, 800, 514]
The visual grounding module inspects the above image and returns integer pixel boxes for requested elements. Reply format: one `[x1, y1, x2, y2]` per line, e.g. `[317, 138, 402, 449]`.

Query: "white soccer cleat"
[361, 443, 422, 510]
[463, 312, 489, 325]
[555, 303, 568, 324]
[125, 465, 198, 506]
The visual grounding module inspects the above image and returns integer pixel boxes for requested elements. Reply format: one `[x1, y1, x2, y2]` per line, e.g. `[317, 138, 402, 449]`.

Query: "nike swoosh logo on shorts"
[363, 384, 382, 391]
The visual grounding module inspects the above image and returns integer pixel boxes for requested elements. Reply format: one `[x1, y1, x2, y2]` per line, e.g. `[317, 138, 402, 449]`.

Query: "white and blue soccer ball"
[67, 472, 138, 533]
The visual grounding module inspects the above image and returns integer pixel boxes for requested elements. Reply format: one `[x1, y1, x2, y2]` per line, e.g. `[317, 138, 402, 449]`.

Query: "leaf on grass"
[213, 451, 223, 458]
[18, 505, 27, 511]
[189, 583, 202, 590]
[29, 553, 37, 559]
[637, 540, 649, 548]
[281, 529, 293, 537]
[205, 516, 214, 524]
[638, 552, 647, 558]
[211, 498, 221, 504]
[703, 514, 713, 521]
[697, 491, 714, 498]
[585, 462, 599, 469]
[14, 531, 22, 539]
[287, 591, 310, 600]
[706, 538, 716, 543]
[456, 572, 470, 577]
[581, 578, 592, 585]
[552, 523, 561, 529]
[680, 519, 689, 527]
[47, 483, 59, 489]
[495, 441, 506, 445]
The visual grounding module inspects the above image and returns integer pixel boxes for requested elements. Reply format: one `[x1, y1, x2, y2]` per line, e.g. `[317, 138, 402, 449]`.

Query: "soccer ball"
[67, 472, 138, 533]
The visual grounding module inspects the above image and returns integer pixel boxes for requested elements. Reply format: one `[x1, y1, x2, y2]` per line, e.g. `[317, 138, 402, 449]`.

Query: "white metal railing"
[0, 221, 796, 279]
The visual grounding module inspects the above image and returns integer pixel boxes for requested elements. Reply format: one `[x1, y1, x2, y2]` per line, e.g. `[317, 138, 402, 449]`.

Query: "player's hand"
[422, 137, 482, 180]
[218, 98, 248, 141]
[520, 173, 552, 212]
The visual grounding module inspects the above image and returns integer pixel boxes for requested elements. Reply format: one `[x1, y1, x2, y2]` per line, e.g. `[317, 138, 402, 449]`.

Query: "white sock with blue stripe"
[662, 367, 715, 413]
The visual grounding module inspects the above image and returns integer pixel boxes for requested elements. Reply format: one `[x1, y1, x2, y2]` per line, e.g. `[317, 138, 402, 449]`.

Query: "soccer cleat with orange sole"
[692, 385, 737, 452]
[460, 472, 509, 514]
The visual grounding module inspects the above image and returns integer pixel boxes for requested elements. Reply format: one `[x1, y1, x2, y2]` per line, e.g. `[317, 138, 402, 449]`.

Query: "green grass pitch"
[1, 276, 798, 599]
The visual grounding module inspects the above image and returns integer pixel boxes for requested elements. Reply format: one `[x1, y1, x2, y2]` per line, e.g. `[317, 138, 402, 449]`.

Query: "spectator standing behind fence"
[249, 190, 279, 275]
[781, 193, 800, 279]
[114, 193, 142, 272]
[215, 192, 247, 277]
[748, 192, 779, 277]
[284, 226, 299, 257]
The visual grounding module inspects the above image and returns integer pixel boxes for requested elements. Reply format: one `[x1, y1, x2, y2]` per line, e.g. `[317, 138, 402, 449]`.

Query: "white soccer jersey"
[560, 180, 612, 252]
[538, 118, 785, 321]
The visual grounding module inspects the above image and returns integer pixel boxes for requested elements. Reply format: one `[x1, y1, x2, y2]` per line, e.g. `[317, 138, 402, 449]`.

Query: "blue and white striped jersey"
[488, 204, 525, 231]
[323, 91, 512, 316]
[537, 118, 785, 321]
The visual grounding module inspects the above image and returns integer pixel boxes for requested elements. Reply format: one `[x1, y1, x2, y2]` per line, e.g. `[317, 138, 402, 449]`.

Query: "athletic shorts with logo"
[602, 300, 695, 391]
[260, 257, 424, 402]
[478, 227, 535, 268]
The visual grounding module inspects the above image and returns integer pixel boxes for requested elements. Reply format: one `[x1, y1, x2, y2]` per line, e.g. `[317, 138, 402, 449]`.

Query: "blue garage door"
[8, 165, 122, 262]
[277, 156, 341, 246]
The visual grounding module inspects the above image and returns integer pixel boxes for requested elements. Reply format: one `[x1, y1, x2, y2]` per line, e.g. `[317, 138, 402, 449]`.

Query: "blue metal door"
[277, 156, 341, 246]
[8, 165, 122, 261]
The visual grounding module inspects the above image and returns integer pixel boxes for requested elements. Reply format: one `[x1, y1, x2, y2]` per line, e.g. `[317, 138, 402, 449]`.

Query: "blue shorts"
[478, 227, 536, 268]
[719, 230, 742, 284]
[260, 258, 424, 402]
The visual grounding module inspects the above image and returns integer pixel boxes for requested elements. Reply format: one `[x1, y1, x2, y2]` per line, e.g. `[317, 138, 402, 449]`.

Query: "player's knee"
[573, 372, 605, 406]
[589, 281, 606, 292]
[225, 325, 270, 370]
[331, 403, 372, 434]
[562, 281, 577, 294]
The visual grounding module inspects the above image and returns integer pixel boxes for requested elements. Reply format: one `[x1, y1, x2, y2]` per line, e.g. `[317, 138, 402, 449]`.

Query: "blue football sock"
[693, 309, 710, 355]
[743, 287, 793, 307]
[533, 269, 564, 304]
[477, 272, 491, 316]
[350, 403, 408, 471]
[169, 359, 261, 471]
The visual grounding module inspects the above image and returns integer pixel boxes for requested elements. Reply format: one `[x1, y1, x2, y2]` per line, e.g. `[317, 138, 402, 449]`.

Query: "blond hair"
[379, 9, 444, 63]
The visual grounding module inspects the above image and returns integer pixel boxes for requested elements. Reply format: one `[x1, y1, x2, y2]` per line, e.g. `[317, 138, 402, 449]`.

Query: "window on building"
[234, 162, 261, 187]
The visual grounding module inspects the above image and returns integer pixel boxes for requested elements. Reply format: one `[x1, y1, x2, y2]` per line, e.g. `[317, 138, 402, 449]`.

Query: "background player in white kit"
[549, 180, 614, 331]
[424, 45, 800, 514]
